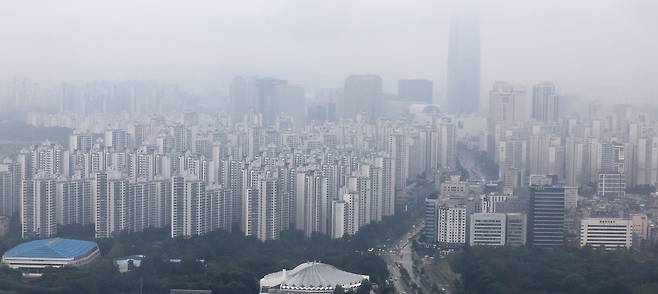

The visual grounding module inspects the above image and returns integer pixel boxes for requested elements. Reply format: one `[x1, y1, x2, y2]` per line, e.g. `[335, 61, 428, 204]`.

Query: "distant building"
[528, 185, 565, 247]
[564, 186, 578, 210]
[440, 176, 467, 197]
[505, 213, 527, 246]
[597, 173, 626, 199]
[2, 238, 100, 277]
[478, 193, 509, 213]
[631, 213, 649, 241]
[114, 255, 145, 273]
[469, 213, 506, 246]
[580, 218, 632, 249]
[0, 215, 10, 237]
[398, 79, 433, 103]
[342, 75, 383, 119]
[531, 82, 559, 122]
[446, 12, 481, 114]
[423, 198, 439, 241]
[259, 262, 369, 294]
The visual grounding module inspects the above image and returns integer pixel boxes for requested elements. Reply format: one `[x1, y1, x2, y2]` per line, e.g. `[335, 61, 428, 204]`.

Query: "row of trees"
[449, 246, 658, 294]
[0, 213, 415, 293]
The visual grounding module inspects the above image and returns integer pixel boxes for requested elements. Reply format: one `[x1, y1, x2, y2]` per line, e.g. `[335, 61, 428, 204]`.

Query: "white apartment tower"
[21, 176, 58, 239]
[437, 205, 466, 245]
[170, 175, 207, 238]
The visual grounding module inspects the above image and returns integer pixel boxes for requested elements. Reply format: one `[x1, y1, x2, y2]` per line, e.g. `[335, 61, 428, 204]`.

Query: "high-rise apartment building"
[437, 204, 467, 245]
[56, 178, 93, 226]
[170, 175, 207, 238]
[531, 82, 560, 122]
[21, 176, 58, 239]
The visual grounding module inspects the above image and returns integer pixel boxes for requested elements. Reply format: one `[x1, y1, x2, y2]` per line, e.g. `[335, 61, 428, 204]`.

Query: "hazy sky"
[1, 0, 657, 103]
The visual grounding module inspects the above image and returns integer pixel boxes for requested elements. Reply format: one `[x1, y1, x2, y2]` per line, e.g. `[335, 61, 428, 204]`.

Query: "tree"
[356, 279, 372, 294]
[333, 285, 346, 294]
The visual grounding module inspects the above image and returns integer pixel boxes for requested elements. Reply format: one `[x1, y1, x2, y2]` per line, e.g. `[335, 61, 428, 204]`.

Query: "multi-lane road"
[382, 221, 424, 293]
[381, 179, 457, 294]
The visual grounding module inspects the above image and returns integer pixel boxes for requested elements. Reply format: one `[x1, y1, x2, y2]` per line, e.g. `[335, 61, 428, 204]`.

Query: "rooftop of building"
[261, 261, 368, 290]
[3, 238, 99, 260]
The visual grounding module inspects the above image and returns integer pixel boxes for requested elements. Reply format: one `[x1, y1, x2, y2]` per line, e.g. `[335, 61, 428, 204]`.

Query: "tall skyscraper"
[342, 75, 383, 119]
[398, 79, 433, 104]
[531, 82, 560, 122]
[446, 13, 481, 114]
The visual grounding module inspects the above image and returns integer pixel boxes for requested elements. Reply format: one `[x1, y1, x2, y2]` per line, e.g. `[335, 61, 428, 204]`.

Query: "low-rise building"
[469, 213, 506, 246]
[259, 262, 368, 294]
[580, 218, 632, 249]
[2, 238, 100, 277]
[114, 255, 146, 273]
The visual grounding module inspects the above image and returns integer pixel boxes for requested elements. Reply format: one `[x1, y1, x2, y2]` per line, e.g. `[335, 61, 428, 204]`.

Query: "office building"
[423, 198, 439, 241]
[505, 213, 527, 246]
[479, 193, 509, 213]
[597, 173, 626, 199]
[631, 213, 649, 241]
[528, 185, 565, 247]
[580, 218, 632, 249]
[469, 213, 506, 246]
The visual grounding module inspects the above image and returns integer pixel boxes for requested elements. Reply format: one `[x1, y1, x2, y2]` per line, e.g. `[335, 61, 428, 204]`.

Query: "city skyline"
[1, 0, 657, 104]
[1, 1, 658, 293]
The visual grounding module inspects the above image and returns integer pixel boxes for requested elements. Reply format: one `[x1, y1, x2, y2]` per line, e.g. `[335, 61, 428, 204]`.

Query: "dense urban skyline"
[1, 1, 658, 293]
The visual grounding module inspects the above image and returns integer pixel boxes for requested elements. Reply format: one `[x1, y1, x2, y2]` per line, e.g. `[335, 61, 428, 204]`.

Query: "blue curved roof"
[3, 238, 99, 260]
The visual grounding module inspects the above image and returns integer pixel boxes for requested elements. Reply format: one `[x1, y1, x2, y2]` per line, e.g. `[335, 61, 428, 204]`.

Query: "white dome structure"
[259, 262, 369, 293]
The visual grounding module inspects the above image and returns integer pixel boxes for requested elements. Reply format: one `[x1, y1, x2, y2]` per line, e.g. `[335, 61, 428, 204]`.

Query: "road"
[382, 222, 423, 293]
[382, 180, 443, 293]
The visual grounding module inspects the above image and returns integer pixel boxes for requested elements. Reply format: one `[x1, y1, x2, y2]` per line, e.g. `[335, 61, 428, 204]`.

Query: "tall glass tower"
[446, 12, 481, 114]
